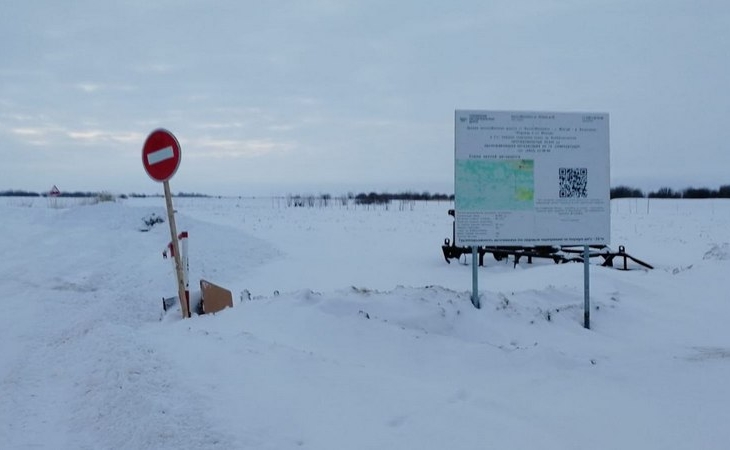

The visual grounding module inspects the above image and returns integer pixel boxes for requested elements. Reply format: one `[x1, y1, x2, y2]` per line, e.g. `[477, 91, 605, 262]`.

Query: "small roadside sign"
[142, 129, 181, 183]
[49, 185, 61, 197]
[141, 128, 189, 319]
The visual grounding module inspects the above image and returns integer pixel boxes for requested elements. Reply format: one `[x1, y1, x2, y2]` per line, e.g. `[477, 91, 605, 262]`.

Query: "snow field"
[1, 197, 729, 449]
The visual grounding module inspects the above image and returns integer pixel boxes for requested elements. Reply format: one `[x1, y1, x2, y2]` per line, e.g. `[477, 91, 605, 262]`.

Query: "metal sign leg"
[584, 245, 590, 329]
[471, 246, 480, 309]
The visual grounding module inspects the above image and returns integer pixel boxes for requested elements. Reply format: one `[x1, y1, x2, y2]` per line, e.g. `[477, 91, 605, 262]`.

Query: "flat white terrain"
[1, 197, 728, 449]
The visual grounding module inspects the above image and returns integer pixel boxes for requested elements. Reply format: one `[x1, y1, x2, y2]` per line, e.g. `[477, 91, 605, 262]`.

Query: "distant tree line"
[0, 190, 210, 198]
[610, 185, 730, 199]
[0, 190, 41, 197]
[286, 194, 328, 207]
[0, 190, 103, 198]
[176, 192, 211, 198]
[127, 192, 210, 198]
[284, 191, 455, 207]
[6, 186, 730, 201]
[353, 191, 454, 205]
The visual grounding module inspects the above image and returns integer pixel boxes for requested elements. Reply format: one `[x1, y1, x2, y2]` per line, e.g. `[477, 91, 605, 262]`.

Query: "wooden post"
[164, 180, 190, 318]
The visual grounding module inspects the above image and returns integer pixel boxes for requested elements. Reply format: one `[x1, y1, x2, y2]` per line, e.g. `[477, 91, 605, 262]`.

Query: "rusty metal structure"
[441, 209, 652, 270]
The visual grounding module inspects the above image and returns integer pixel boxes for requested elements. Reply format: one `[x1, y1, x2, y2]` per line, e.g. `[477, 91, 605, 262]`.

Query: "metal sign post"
[471, 246, 480, 308]
[583, 245, 590, 329]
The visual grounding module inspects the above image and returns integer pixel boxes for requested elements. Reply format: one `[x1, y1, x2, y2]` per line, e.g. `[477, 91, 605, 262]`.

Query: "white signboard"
[454, 110, 610, 246]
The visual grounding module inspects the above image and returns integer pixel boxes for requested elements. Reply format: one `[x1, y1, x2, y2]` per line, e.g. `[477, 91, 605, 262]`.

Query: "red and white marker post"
[163, 231, 189, 312]
[142, 129, 190, 318]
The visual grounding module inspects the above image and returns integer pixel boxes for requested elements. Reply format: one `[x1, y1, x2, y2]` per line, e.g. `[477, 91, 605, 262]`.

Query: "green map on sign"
[455, 159, 535, 211]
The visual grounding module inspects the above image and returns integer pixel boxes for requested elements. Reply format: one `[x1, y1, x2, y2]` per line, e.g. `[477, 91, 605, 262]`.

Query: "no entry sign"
[142, 129, 181, 182]
[141, 128, 190, 318]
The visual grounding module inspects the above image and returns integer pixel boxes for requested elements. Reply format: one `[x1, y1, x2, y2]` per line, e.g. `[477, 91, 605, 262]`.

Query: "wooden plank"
[200, 279, 233, 314]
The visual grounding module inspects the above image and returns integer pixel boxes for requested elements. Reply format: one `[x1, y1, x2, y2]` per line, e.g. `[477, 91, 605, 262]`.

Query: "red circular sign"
[142, 129, 181, 182]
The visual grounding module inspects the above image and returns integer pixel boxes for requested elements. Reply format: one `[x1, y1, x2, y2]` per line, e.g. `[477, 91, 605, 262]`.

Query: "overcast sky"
[1, 0, 728, 196]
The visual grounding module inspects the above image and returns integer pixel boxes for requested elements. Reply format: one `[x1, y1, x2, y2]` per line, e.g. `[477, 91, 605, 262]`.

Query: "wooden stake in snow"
[164, 181, 190, 318]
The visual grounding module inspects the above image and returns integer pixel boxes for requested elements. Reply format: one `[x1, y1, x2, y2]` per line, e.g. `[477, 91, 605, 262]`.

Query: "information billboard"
[454, 110, 610, 246]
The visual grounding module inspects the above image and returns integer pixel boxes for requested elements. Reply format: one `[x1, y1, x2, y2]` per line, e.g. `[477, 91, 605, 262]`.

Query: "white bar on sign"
[147, 146, 174, 165]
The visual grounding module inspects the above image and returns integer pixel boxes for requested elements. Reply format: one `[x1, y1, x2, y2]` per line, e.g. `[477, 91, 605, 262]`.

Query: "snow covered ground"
[1, 196, 729, 449]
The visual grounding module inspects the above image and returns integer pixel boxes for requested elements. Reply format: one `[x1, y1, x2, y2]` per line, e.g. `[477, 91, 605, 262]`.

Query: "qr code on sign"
[559, 168, 588, 198]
